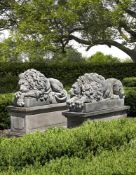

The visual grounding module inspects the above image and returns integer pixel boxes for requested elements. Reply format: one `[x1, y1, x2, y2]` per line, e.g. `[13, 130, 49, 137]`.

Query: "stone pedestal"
[8, 103, 67, 136]
[63, 99, 130, 128]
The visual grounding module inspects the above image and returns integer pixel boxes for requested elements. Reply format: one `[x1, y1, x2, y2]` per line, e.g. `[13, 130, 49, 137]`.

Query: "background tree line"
[0, 0, 135, 62]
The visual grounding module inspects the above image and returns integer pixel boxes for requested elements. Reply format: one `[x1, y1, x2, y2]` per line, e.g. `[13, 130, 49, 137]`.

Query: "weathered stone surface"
[14, 69, 67, 107]
[67, 73, 124, 112]
[63, 105, 130, 128]
[81, 99, 124, 113]
[8, 103, 67, 136]
[63, 73, 130, 128]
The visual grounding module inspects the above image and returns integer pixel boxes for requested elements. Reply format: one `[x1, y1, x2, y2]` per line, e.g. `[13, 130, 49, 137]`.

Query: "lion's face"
[19, 79, 30, 93]
[113, 81, 124, 97]
[69, 82, 81, 96]
[18, 69, 50, 93]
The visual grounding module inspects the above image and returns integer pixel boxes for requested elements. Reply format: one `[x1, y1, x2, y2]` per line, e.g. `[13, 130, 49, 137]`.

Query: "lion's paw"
[15, 91, 22, 98]
[17, 99, 25, 107]
[75, 100, 84, 109]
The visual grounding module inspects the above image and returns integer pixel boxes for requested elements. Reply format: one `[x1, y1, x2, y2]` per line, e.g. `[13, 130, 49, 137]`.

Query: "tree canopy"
[51, 47, 85, 63]
[87, 52, 120, 63]
[1, 0, 136, 62]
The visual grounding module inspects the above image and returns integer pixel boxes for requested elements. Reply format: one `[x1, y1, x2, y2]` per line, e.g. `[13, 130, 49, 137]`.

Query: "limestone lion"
[67, 73, 124, 111]
[15, 69, 67, 107]
[103, 78, 124, 99]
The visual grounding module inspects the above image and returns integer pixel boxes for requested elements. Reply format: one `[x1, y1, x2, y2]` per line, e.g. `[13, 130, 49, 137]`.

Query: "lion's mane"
[67, 73, 124, 111]
[70, 73, 105, 102]
[19, 69, 49, 92]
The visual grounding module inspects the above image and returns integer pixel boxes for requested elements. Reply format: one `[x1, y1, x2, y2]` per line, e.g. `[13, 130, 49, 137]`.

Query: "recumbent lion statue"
[15, 69, 67, 107]
[67, 73, 124, 111]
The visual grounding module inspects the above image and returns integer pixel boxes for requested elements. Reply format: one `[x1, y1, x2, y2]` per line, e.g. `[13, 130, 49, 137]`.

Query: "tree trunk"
[69, 35, 136, 62]
[124, 45, 136, 63]
[127, 50, 136, 63]
[101, 41, 136, 63]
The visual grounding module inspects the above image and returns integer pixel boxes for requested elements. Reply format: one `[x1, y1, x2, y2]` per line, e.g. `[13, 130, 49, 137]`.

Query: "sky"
[70, 40, 131, 61]
[0, 30, 131, 61]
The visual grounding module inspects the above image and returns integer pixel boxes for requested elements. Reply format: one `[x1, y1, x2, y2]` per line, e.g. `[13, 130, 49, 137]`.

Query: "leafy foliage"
[2, 139, 136, 175]
[0, 119, 136, 171]
[87, 52, 120, 63]
[2, 141, 136, 175]
[51, 47, 85, 63]
[0, 1, 16, 31]
[0, 37, 85, 62]
[123, 77, 136, 87]
[1, 0, 136, 61]
[125, 87, 136, 116]
[0, 93, 14, 129]
[0, 62, 136, 94]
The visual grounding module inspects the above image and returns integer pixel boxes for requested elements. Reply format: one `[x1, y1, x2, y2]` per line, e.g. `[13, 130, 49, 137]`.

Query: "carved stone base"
[14, 97, 56, 107]
[69, 99, 124, 112]
[63, 105, 130, 128]
[7, 103, 67, 136]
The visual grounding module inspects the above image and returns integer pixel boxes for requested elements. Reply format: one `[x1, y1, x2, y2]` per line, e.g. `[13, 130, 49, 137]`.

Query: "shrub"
[0, 119, 136, 170]
[123, 77, 136, 87]
[4, 138, 136, 175]
[0, 74, 18, 93]
[125, 87, 136, 116]
[87, 52, 120, 63]
[0, 94, 14, 129]
[0, 62, 136, 93]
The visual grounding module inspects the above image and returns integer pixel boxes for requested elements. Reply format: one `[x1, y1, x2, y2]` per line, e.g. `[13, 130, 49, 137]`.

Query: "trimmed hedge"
[0, 93, 14, 129]
[0, 119, 136, 170]
[0, 74, 17, 93]
[0, 62, 136, 93]
[123, 77, 136, 87]
[125, 87, 136, 116]
[1, 140, 136, 175]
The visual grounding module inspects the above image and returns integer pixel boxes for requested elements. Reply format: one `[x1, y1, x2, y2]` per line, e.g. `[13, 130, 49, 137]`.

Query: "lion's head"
[69, 73, 105, 102]
[113, 79, 124, 98]
[18, 69, 50, 93]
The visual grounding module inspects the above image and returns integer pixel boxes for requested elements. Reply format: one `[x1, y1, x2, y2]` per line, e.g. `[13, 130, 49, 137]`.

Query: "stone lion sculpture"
[67, 73, 124, 111]
[15, 69, 67, 107]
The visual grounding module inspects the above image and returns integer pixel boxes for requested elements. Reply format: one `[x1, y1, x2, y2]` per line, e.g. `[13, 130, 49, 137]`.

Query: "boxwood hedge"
[125, 87, 136, 116]
[9, 139, 136, 175]
[1, 139, 136, 175]
[0, 93, 14, 129]
[0, 119, 136, 171]
[0, 62, 136, 93]
[123, 77, 136, 87]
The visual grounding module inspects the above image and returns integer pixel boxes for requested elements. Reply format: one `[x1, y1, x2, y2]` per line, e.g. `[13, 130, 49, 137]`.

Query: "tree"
[0, 37, 20, 62]
[51, 47, 85, 63]
[60, 0, 136, 62]
[65, 0, 136, 62]
[0, 1, 17, 31]
[2, 0, 136, 62]
[0, 36, 48, 62]
[87, 52, 120, 64]
[0, 36, 84, 62]
[0, 0, 73, 61]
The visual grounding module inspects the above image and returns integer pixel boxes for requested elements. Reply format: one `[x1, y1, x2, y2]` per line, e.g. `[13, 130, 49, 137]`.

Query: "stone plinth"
[14, 97, 50, 107]
[8, 103, 67, 136]
[70, 99, 124, 112]
[63, 100, 130, 128]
